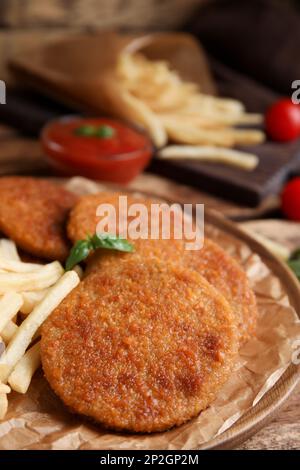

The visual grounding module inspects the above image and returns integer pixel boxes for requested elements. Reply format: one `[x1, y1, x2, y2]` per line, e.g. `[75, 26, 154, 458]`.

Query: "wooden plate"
[198, 211, 300, 449]
[61, 179, 300, 449]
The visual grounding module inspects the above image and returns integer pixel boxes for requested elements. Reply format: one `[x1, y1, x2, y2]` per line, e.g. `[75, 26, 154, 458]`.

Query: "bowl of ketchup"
[41, 116, 153, 184]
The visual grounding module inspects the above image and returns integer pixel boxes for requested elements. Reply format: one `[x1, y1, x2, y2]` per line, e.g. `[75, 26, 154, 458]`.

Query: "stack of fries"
[0, 239, 80, 420]
[116, 54, 265, 170]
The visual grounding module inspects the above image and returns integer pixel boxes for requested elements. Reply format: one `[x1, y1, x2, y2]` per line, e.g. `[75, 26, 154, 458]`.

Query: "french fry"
[0, 393, 8, 419]
[0, 383, 10, 394]
[141, 85, 191, 112]
[0, 271, 80, 382]
[20, 289, 49, 315]
[117, 53, 266, 153]
[191, 94, 245, 115]
[0, 239, 20, 261]
[0, 338, 4, 357]
[0, 261, 63, 294]
[176, 99, 245, 125]
[118, 53, 179, 92]
[118, 54, 198, 113]
[161, 119, 234, 146]
[1, 322, 18, 343]
[119, 89, 167, 147]
[8, 341, 41, 394]
[0, 292, 23, 334]
[117, 53, 150, 81]
[138, 82, 197, 112]
[157, 145, 259, 170]
[161, 116, 265, 147]
[224, 128, 265, 146]
[0, 258, 43, 273]
[159, 110, 262, 127]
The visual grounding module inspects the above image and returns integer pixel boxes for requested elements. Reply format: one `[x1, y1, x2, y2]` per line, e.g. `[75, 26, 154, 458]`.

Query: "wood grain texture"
[0, 135, 48, 174]
[238, 382, 300, 450]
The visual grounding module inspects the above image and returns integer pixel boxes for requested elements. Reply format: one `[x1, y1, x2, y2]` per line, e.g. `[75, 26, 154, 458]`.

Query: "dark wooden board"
[150, 139, 300, 207]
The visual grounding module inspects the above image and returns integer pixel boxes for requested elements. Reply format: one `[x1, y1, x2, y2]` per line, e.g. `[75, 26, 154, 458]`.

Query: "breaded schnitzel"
[41, 259, 238, 433]
[0, 177, 77, 261]
[67, 192, 257, 343]
[67, 191, 164, 242]
[186, 238, 257, 343]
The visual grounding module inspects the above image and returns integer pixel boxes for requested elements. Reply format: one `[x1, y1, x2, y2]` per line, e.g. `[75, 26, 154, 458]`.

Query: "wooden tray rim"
[198, 210, 300, 449]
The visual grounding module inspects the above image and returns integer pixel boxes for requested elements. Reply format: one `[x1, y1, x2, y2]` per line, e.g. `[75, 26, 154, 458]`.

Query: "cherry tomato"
[281, 177, 300, 220]
[265, 98, 300, 142]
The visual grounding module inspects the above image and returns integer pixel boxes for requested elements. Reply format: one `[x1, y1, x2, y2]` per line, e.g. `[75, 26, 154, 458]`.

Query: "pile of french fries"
[116, 53, 265, 170]
[0, 239, 80, 420]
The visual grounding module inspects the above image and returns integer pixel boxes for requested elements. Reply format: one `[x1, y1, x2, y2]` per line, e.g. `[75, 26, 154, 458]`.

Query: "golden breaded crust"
[0, 177, 77, 261]
[67, 192, 159, 242]
[88, 241, 257, 344]
[68, 192, 257, 343]
[187, 239, 257, 343]
[41, 259, 238, 433]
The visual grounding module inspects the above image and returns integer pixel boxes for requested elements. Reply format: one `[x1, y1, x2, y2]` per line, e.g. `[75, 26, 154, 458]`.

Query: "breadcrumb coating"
[41, 259, 238, 433]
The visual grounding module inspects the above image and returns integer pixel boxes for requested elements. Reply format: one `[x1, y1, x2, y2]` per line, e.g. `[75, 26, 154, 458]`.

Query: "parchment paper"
[0, 177, 299, 450]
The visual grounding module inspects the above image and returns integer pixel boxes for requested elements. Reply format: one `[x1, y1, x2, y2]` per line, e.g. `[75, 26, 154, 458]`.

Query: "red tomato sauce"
[41, 117, 153, 183]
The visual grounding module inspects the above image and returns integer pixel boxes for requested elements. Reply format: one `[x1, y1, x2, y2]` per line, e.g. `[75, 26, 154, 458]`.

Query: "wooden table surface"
[0, 125, 299, 450]
[238, 382, 300, 450]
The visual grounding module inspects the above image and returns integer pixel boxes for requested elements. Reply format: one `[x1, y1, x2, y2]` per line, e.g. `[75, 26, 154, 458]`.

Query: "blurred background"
[1, 0, 298, 92]
[1, 0, 300, 218]
[0, 0, 208, 85]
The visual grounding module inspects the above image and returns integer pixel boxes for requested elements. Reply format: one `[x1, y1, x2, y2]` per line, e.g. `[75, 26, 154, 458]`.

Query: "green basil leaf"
[290, 247, 300, 261]
[91, 233, 134, 252]
[288, 259, 300, 280]
[65, 233, 134, 271]
[74, 125, 97, 137]
[65, 239, 92, 271]
[94, 125, 115, 138]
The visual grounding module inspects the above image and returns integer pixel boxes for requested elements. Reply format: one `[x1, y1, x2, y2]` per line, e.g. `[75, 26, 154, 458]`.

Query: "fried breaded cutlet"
[67, 192, 257, 343]
[186, 239, 257, 343]
[41, 259, 238, 433]
[0, 177, 77, 261]
[67, 192, 164, 242]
